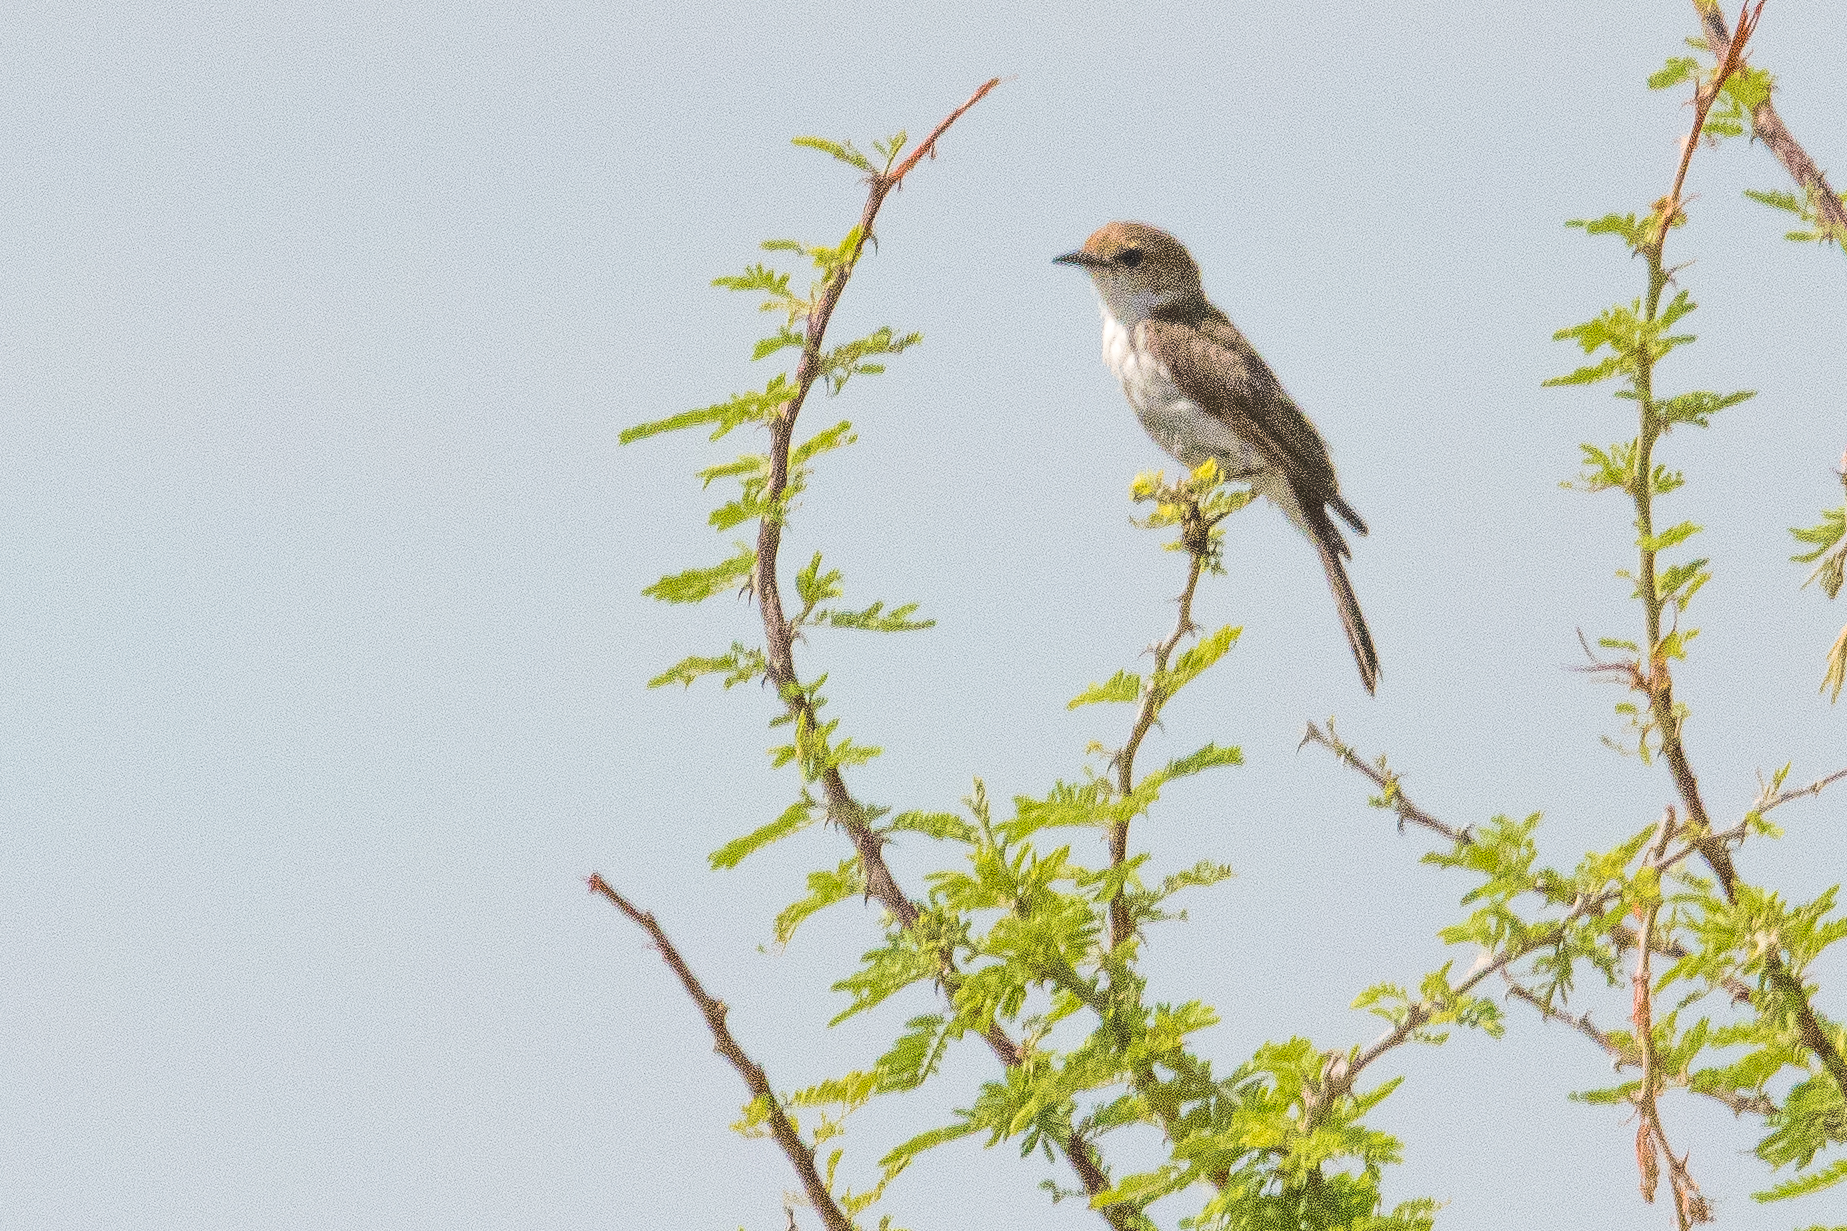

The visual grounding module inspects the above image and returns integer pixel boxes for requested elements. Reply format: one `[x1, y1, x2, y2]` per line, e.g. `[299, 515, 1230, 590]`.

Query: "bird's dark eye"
[1116, 248, 1144, 269]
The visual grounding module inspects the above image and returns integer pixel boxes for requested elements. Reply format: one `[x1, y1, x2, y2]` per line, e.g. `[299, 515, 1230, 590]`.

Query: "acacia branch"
[1299, 721, 1473, 846]
[1627, 812, 1711, 1226]
[1757, 764, 1847, 813]
[588, 875, 855, 1231]
[1108, 507, 1211, 949]
[741, 80, 1141, 1230]
[1320, 894, 1611, 1115]
[1504, 979, 1776, 1117]
[1692, 0, 1847, 246]
[1629, 20, 1847, 1108]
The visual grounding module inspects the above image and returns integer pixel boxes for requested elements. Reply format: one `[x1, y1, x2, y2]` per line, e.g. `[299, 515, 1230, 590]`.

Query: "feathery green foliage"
[613, 26, 1847, 1230]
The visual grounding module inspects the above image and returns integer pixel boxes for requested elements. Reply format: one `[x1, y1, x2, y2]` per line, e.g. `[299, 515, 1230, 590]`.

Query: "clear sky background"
[4, 3, 1845, 1228]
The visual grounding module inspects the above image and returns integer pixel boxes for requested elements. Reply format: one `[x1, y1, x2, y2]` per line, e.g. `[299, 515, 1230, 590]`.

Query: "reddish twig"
[1627, 813, 1712, 1227]
[1657, 2, 1764, 241]
[588, 875, 854, 1231]
[1691, 0, 1847, 245]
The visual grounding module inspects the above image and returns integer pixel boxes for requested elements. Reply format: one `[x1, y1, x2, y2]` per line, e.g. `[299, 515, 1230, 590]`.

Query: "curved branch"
[589, 876, 855, 1231]
[740, 80, 1143, 1230]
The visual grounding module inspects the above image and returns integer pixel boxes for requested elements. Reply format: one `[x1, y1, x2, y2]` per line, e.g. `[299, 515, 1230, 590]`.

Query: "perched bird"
[1056, 220, 1379, 692]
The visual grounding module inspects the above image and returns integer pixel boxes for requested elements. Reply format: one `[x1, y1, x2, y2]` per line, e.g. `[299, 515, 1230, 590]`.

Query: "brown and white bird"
[1056, 220, 1379, 693]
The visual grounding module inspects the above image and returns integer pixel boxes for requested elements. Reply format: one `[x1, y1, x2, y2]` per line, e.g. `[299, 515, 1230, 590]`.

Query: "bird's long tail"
[1310, 522, 1380, 694]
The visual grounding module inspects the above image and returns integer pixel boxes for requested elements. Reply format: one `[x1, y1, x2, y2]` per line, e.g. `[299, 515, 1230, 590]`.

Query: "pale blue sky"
[4, 3, 1844, 1228]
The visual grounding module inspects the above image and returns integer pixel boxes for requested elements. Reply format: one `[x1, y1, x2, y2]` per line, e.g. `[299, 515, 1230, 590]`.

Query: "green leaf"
[1745, 187, 1808, 217]
[1157, 624, 1240, 696]
[751, 326, 805, 361]
[1657, 388, 1755, 428]
[878, 1120, 980, 1175]
[1067, 669, 1142, 710]
[819, 601, 934, 633]
[774, 859, 863, 944]
[794, 551, 845, 614]
[1567, 213, 1646, 246]
[643, 545, 755, 604]
[1655, 559, 1711, 610]
[709, 799, 816, 869]
[1724, 64, 1775, 113]
[791, 420, 857, 468]
[1648, 56, 1699, 91]
[875, 1014, 958, 1093]
[1542, 355, 1628, 387]
[647, 642, 766, 690]
[621, 376, 792, 444]
[711, 262, 793, 298]
[885, 810, 976, 842]
[1638, 520, 1700, 553]
[1823, 625, 1847, 702]
[1754, 1155, 1847, 1203]
[1150, 742, 1244, 785]
[790, 135, 874, 172]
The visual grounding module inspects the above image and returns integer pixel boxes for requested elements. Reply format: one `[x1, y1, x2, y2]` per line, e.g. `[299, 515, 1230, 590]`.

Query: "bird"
[1055, 220, 1379, 693]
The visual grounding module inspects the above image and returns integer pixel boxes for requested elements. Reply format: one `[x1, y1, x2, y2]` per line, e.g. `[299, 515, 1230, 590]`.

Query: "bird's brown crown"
[1076, 221, 1201, 292]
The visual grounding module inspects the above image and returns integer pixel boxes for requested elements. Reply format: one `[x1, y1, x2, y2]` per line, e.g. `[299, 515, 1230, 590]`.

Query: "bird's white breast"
[1099, 308, 1251, 471]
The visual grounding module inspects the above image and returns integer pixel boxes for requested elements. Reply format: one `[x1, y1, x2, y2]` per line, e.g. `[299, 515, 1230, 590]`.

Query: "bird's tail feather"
[1311, 523, 1380, 694]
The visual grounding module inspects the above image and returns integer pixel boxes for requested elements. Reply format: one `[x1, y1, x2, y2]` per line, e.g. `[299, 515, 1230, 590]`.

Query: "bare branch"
[1299, 721, 1473, 846]
[588, 876, 855, 1231]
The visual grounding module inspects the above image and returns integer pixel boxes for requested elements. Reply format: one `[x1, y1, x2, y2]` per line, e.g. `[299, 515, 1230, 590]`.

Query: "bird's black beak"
[1054, 250, 1106, 268]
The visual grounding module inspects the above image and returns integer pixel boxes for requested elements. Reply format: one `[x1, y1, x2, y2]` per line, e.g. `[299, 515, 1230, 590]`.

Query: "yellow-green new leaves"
[620, 375, 793, 444]
[791, 136, 876, 173]
[1067, 669, 1140, 710]
[709, 797, 816, 870]
[648, 642, 766, 690]
[1351, 963, 1506, 1046]
[791, 130, 908, 177]
[1792, 505, 1846, 599]
[1823, 625, 1847, 704]
[1159, 625, 1239, 697]
[643, 545, 755, 604]
[1546, 287, 1699, 388]
[1744, 185, 1847, 249]
[775, 859, 864, 945]
[818, 326, 922, 396]
[793, 551, 932, 634]
[1792, 485, 1846, 700]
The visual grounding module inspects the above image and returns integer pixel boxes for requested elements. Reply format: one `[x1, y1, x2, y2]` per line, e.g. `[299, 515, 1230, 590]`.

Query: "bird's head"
[1055, 221, 1204, 324]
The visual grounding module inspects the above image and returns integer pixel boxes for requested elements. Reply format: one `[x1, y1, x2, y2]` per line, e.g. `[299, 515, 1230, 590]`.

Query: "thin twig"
[588, 875, 855, 1231]
[1108, 520, 1209, 949]
[1691, 0, 1847, 246]
[1320, 893, 1610, 1113]
[742, 80, 1142, 1230]
[1504, 978, 1775, 1116]
[1758, 764, 1847, 813]
[1658, 2, 1764, 239]
[1299, 721, 1473, 846]
[1503, 979, 1636, 1065]
[1628, 810, 1711, 1226]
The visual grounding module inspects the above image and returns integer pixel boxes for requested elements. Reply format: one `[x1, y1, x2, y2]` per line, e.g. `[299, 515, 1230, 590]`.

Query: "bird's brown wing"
[1141, 314, 1365, 537]
[1144, 312, 1380, 692]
